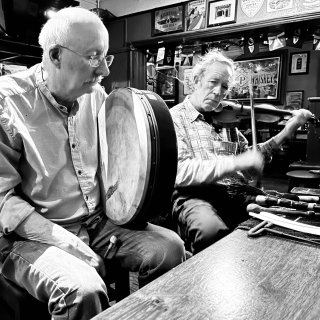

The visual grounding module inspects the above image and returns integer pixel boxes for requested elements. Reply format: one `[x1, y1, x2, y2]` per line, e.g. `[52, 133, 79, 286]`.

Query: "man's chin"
[213, 104, 223, 112]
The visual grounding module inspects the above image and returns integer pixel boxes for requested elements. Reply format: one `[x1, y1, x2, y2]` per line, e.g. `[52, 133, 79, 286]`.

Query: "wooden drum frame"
[98, 88, 177, 225]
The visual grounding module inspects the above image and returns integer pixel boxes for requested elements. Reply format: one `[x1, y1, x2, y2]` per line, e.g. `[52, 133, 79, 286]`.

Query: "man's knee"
[182, 204, 230, 253]
[49, 269, 109, 318]
[138, 229, 185, 286]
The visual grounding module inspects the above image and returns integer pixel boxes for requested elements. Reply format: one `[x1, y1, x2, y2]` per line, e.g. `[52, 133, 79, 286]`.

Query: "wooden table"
[92, 229, 320, 320]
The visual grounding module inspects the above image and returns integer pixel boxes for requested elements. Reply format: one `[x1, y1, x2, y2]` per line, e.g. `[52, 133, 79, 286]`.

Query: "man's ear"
[193, 75, 200, 87]
[49, 45, 61, 67]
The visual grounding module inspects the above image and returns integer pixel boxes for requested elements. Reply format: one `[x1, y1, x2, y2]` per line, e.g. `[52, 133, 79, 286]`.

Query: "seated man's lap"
[1, 239, 108, 303]
[89, 217, 186, 286]
[173, 189, 249, 253]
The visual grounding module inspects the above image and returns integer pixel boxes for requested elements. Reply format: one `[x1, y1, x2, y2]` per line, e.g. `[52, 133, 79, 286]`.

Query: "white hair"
[38, 7, 107, 51]
[192, 49, 235, 84]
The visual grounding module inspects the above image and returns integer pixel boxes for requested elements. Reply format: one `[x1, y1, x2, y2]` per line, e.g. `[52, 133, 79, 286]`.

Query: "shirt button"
[85, 195, 89, 201]
[71, 143, 76, 149]
[78, 170, 82, 175]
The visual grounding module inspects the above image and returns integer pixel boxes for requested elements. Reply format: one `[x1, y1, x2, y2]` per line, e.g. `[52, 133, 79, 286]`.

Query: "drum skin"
[98, 88, 177, 225]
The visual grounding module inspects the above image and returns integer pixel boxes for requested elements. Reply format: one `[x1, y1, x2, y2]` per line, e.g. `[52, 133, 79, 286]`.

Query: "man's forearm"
[14, 211, 100, 266]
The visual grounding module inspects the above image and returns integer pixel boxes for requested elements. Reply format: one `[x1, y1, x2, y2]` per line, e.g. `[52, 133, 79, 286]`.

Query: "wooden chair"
[0, 259, 130, 320]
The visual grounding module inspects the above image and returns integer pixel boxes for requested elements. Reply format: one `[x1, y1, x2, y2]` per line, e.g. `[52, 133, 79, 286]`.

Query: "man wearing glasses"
[0, 7, 185, 320]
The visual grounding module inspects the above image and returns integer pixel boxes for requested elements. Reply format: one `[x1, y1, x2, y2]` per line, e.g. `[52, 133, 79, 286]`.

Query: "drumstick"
[247, 203, 319, 218]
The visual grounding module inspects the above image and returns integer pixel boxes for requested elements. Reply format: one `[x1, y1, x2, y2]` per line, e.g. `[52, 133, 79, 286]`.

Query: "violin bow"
[248, 73, 261, 188]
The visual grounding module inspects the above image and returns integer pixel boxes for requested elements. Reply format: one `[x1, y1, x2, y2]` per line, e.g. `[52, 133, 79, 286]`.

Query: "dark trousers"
[172, 184, 250, 254]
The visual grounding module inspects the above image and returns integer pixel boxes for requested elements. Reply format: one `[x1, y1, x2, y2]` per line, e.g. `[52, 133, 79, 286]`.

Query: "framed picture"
[152, 5, 184, 36]
[228, 51, 286, 104]
[207, 0, 237, 27]
[183, 68, 194, 95]
[286, 90, 304, 109]
[156, 66, 176, 103]
[185, 0, 206, 31]
[289, 51, 310, 75]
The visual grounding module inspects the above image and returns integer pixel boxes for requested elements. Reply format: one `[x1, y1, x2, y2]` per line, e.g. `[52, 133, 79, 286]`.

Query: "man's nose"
[212, 84, 223, 95]
[96, 58, 110, 77]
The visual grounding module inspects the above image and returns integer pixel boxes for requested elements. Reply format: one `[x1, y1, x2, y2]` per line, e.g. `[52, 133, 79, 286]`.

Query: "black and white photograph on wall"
[185, 0, 206, 31]
[228, 52, 284, 104]
[286, 90, 304, 110]
[152, 5, 184, 36]
[267, 0, 293, 12]
[183, 68, 194, 95]
[207, 0, 237, 27]
[156, 67, 176, 102]
[289, 51, 310, 75]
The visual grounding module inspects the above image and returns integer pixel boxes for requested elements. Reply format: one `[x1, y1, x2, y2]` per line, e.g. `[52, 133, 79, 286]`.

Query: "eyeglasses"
[58, 45, 114, 68]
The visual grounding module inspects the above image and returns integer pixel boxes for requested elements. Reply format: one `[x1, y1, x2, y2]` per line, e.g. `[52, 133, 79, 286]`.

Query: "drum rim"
[99, 87, 177, 225]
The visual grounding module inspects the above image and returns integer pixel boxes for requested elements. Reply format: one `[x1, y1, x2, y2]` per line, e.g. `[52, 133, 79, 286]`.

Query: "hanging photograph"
[207, 0, 237, 27]
[289, 51, 310, 75]
[156, 67, 176, 102]
[152, 5, 184, 36]
[185, 0, 206, 31]
[286, 90, 304, 109]
[227, 51, 286, 104]
[183, 68, 194, 95]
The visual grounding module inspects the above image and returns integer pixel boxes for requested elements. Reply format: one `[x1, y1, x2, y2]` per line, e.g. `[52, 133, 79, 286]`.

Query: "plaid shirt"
[170, 97, 276, 187]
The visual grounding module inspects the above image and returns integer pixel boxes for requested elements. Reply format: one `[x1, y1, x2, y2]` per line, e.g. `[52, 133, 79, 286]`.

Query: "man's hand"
[272, 109, 313, 147]
[15, 211, 107, 277]
[234, 149, 264, 174]
[284, 109, 313, 136]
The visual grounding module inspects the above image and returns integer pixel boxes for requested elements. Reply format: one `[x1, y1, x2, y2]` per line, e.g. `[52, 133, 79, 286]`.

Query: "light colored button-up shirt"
[170, 97, 277, 187]
[0, 64, 107, 235]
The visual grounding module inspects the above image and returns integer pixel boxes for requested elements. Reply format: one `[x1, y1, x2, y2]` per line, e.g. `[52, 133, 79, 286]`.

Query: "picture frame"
[156, 66, 176, 103]
[289, 51, 310, 75]
[228, 51, 286, 104]
[207, 0, 237, 27]
[185, 0, 206, 31]
[183, 67, 194, 95]
[152, 5, 184, 36]
[286, 90, 304, 109]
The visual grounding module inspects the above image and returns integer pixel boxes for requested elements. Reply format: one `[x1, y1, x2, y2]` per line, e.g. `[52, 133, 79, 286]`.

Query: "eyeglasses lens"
[89, 55, 114, 68]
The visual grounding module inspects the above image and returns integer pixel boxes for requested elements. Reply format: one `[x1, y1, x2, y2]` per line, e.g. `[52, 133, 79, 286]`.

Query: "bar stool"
[286, 170, 320, 193]
[0, 259, 130, 320]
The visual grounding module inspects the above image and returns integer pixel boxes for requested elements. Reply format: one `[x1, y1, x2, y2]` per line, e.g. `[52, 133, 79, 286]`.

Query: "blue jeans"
[0, 215, 185, 320]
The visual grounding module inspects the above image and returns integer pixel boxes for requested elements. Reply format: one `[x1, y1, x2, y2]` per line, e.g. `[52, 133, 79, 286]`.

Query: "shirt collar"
[184, 96, 205, 123]
[35, 63, 79, 115]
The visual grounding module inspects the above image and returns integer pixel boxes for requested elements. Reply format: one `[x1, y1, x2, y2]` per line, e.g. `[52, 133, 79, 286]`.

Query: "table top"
[92, 229, 320, 320]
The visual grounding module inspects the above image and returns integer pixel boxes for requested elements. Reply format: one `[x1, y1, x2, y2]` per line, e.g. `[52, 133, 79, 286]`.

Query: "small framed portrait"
[183, 68, 194, 95]
[207, 0, 237, 27]
[152, 5, 184, 36]
[156, 66, 176, 103]
[286, 90, 304, 110]
[289, 51, 310, 75]
[185, 0, 206, 31]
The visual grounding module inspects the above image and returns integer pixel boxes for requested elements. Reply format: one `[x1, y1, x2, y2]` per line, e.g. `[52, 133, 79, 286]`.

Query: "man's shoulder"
[0, 66, 36, 101]
[170, 101, 187, 116]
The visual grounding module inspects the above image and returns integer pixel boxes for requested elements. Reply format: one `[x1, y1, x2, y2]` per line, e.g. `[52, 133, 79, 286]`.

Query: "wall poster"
[185, 0, 206, 31]
[228, 51, 286, 104]
[152, 5, 184, 36]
